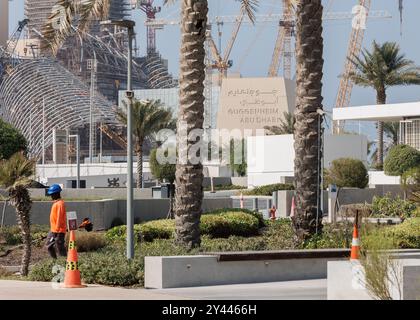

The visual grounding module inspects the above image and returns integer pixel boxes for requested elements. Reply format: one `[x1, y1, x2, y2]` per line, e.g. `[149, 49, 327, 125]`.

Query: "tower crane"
[0, 19, 29, 80]
[333, 0, 371, 134]
[136, 0, 162, 55]
[268, 0, 294, 79]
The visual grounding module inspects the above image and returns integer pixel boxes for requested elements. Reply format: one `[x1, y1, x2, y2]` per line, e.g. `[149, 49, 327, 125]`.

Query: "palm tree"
[43, 0, 258, 248]
[293, 0, 324, 242]
[349, 41, 420, 169]
[369, 122, 400, 166]
[264, 111, 295, 135]
[116, 99, 173, 188]
[0, 152, 35, 276]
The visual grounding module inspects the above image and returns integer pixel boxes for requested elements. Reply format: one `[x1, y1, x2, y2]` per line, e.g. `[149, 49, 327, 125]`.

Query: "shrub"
[303, 223, 353, 249]
[384, 144, 420, 176]
[140, 219, 175, 242]
[243, 183, 294, 196]
[106, 210, 262, 242]
[371, 193, 417, 219]
[401, 166, 420, 202]
[70, 232, 107, 252]
[325, 158, 368, 189]
[0, 225, 48, 246]
[206, 208, 265, 228]
[28, 257, 66, 282]
[110, 217, 124, 228]
[201, 212, 259, 238]
[383, 218, 420, 249]
[338, 203, 373, 218]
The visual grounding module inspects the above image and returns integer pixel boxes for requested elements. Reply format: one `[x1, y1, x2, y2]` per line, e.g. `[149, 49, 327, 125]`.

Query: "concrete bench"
[145, 249, 350, 289]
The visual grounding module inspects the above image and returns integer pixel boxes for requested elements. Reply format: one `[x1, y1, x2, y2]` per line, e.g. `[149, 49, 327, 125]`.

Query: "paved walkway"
[0, 281, 186, 300]
[0, 279, 327, 300]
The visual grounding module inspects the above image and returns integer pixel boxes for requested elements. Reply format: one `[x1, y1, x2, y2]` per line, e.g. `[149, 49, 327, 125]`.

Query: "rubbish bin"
[152, 186, 162, 199]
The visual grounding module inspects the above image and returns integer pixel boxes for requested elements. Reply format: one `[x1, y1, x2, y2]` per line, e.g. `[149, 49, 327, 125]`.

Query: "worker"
[45, 184, 67, 259]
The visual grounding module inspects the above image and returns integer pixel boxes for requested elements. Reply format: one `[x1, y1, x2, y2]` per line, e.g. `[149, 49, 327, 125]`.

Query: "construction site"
[0, 0, 394, 170]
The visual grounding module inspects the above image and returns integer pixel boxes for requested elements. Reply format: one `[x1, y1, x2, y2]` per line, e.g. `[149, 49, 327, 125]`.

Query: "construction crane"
[333, 0, 371, 134]
[148, 9, 390, 82]
[0, 19, 29, 79]
[268, 0, 294, 79]
[136, 0, 162, 54]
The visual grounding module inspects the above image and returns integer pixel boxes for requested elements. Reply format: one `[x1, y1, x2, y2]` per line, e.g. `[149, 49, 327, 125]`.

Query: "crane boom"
[268, 26, 286, 77]
[333, 0, 371, 134]
[222, 10, 245, 63]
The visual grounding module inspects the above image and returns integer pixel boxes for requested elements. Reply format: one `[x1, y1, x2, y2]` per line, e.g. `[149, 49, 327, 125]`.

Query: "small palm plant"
[0, 152, 35, 276]
[116, 99, 174, 188]
[264, 111, 295, 135]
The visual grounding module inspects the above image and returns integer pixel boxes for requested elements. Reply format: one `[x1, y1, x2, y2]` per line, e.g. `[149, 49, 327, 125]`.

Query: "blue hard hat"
[47, 184, 62, 195]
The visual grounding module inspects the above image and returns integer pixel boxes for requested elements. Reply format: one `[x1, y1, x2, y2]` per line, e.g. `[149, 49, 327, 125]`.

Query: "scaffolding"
[0, 58, 116, 158]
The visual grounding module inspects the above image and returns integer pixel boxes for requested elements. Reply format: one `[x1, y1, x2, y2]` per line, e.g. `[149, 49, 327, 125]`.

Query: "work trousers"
[46, 232, 67, 259]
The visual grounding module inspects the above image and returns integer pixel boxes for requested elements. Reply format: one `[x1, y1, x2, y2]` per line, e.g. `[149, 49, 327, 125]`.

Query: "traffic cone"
[290, 196, 296, 218]
[63, 230, 86, 288]
[350, 224, 360, 260]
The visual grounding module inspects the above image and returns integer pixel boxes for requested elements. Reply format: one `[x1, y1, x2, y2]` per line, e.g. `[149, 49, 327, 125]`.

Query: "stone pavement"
[0, 279, 327, 300]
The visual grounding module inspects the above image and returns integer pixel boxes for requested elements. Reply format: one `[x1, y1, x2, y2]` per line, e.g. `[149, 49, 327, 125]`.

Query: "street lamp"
[100, 19, 135, 260]
[68, 135, 80, 189]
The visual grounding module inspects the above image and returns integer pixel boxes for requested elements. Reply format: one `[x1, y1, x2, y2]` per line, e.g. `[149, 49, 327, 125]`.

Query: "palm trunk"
[136, 142, 143, 189]
[175, 0, 208, 248]
[293, 0, 324, 242]
[376, 89, 386, 169]
[10, 186, 32, 276]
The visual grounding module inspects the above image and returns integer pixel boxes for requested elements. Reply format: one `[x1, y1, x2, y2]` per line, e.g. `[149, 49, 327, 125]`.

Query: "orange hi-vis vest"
[50, 199, 67, 233]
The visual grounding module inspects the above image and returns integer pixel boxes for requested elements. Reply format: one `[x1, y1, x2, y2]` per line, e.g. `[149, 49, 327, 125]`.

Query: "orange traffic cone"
[350, 224, 360, 260]
[63, 230, 86, 288]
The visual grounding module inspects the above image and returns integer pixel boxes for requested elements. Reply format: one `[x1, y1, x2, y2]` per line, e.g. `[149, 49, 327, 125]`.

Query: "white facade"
[247, 134, 368, 188]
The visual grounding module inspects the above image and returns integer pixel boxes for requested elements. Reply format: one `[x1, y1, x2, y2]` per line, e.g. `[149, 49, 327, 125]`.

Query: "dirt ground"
[0, 244, 50, 266]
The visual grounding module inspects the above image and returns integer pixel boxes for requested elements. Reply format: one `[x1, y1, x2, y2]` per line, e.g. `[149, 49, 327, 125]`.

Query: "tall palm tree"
[0, 152, 35, 276]
[264, 111, 295, 135]
[116, 99, 173, 188]
[293, 0, 324, 242]
[349, 41, 420, 169]
[44, 0, 258, 248]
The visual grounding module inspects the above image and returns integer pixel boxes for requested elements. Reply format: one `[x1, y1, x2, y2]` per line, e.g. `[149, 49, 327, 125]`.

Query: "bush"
[371, 193, 417, 219]
[243, 183, 294, 196]
[110, 217, 124, 228]
[140, 219, 175, 242]
[401, 166, 420, 202]
[201, 212, 259, 238]
[338, 203, 373, 218]
[325, 158, 368, 189]
[384, 144, 420, 176]
[303, 223, 353, 249]
[106, 210, 262, 242]
[206, 208, 265, 228]
[383, 218, 420, 249]
[69, 232, 107, 252]
[28, 257, 66, 282]
[0, 225, 49, 246]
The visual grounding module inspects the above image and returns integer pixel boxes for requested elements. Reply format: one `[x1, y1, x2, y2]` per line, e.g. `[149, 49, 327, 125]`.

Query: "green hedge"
[206, 208, 265, 228]
[383, 218, 420, 248]
[242, 183, 294, 196]
[384, 144, 420, 176]
[371, 194, 417, 219]
[106, 210, 261, 242]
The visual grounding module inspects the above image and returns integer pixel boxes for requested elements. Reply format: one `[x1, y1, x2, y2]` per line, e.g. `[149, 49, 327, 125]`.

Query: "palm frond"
[0, 152, 35, 190]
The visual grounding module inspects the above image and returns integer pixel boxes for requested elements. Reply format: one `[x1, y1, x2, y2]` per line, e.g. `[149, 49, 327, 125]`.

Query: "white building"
[247, 134, 368, 188]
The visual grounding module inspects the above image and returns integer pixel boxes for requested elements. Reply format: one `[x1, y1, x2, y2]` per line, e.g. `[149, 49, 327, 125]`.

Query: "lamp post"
[69, 135, 80, 189]
[101, 19, 135, 260]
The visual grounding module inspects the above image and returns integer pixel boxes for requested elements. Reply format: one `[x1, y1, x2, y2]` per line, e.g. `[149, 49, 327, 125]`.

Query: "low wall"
[145, 249, 349, 289]
[0, 197, 232, 230]
[273, 185, 404, 218]
[22, 188, 153, 200]
[328, 254, 420, 300]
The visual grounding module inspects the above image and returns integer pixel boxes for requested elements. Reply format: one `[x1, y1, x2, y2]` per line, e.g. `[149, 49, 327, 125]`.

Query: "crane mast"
[333, 0, 371, 134]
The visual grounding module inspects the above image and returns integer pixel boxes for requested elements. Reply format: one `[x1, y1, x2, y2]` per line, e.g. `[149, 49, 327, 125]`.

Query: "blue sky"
[7, 0, 420, 141]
